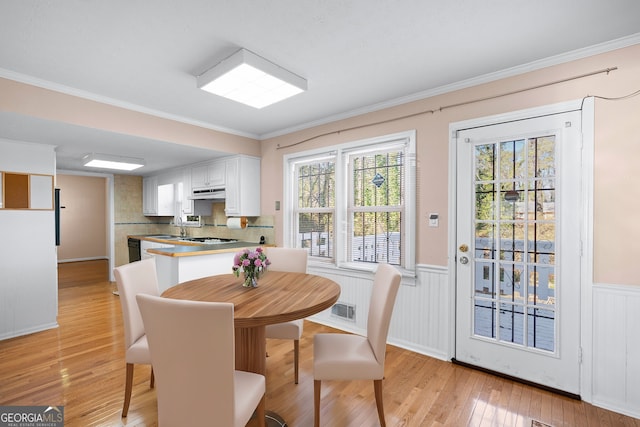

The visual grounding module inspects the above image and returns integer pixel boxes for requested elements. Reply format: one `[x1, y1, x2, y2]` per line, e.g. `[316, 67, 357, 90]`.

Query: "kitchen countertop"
[128, 235, 268, 257]
[148, 241, 266, 257]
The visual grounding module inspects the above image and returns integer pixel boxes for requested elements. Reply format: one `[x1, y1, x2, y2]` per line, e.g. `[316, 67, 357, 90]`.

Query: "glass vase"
[243, 273, 258, 288]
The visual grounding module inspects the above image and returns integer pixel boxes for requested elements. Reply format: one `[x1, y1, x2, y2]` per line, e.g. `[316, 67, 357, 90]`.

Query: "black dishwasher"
[128, 238, 141, 263]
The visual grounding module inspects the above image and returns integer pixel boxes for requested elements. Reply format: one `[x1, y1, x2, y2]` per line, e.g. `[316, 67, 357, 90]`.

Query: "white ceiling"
[1, 1, 639, 174]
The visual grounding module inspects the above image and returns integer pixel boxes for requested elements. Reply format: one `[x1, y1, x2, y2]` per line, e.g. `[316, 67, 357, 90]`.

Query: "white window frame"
[283, 130, 416, 275]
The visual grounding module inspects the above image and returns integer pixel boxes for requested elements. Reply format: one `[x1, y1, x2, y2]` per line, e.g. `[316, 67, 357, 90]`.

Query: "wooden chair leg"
[256, 395, 266, 427]
[122, 363, 134, 417]
[150, 367, 155, 388]
[314, 380, 321, 427]
[294, 339, 300, 384]
[373, 379, 386, 427]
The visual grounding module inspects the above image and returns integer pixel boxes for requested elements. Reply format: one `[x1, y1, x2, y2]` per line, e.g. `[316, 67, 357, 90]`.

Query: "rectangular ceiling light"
[83, 153, 145, 171]
[197, 48, 307, 109]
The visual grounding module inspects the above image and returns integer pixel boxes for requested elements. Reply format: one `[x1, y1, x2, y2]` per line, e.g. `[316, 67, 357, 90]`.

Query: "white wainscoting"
[306, 265, 640, 419]
[308, 263, 451, 361]
[592, 283, 640, 419]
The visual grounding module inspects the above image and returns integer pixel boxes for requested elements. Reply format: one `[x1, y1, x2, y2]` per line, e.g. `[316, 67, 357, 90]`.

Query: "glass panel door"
[455, 111, 582, 395]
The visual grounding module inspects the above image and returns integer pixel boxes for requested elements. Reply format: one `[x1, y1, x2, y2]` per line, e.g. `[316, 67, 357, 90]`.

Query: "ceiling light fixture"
[82, 153, 145, 171]
[197, 48, 307, 109]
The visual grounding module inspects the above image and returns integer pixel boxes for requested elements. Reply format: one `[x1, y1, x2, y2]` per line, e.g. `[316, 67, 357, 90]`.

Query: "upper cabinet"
[142, 155, 261, 217]
[143, 175, 175, 216]
[224, 155, 260, 217]
[180, 168, 193, 215]
[142, 176, 158, 215]
[0, 172, 54, 210]
[191, 159, 225, 189]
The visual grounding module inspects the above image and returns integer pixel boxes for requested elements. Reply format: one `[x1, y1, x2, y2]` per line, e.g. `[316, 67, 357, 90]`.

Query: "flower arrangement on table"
[232, 247, 270, 288]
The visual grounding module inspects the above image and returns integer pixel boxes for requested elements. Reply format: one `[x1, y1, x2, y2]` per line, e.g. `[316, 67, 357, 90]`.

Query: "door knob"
[459, 256, 469, 264]
[459, 244, 469, 253]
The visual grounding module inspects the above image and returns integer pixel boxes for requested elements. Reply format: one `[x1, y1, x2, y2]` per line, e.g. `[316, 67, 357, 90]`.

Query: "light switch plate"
[429, 213, 439, 227]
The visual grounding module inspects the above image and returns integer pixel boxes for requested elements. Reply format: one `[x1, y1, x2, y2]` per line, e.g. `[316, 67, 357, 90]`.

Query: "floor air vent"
[331, 302, 356, 321]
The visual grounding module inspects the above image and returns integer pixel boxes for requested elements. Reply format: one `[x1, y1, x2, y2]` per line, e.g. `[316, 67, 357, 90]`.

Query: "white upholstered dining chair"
[136, 294, 266, 427]
[264, 247, 308, 384]
[113, 257, 158, 417]
[313, 263, 402, 427]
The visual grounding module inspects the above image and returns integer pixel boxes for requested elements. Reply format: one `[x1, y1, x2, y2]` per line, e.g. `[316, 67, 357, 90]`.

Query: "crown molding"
[2, 32, 639, 143]
[0, 68, 259, 140]
[260, 32, 640, 140]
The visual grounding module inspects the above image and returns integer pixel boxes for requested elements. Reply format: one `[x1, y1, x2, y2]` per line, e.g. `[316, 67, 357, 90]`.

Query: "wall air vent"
[331, 302, 356, 321]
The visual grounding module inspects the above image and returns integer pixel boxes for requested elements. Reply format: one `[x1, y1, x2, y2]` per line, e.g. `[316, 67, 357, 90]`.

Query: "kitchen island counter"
[128, 234, 269, 257]
[146, 241, 264, 257]
[129, 238, 272, 292]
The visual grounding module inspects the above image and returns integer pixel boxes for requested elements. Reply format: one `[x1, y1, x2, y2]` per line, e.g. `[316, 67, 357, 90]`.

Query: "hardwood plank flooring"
[0, 261, 637, 426]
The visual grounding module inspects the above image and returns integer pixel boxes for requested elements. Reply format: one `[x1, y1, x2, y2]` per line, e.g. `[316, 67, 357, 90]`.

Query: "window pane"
[499, 303, 524, 345]
[298, 212, 333, 258]
[297, 161, 335, 208]
[528, 307, 555, 351]
[475, 261, 495, 297]
[527, 136, 555, 178]
[475, 223, 495, 260]
[500, 139, 526, 180]
[352, 151, 403, 207]
[474, 300, 495, 338]
[475, 144, 496, 181]
[350, 211, 401, 264]
[475, 183, 496, 220]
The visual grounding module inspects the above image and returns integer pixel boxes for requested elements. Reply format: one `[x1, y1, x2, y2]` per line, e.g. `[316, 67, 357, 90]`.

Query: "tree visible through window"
[295, 160, 335, 258]
[286, 131, 415, 271]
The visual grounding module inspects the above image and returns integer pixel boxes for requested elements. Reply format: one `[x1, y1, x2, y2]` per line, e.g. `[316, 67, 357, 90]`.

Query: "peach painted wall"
[56, 174, 107, 261]
[261, 43, 640, 286]
[0, 78, 261, 157]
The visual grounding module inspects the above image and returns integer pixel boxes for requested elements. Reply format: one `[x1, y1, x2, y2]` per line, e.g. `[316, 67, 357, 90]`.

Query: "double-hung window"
[284, 130, 416, 273]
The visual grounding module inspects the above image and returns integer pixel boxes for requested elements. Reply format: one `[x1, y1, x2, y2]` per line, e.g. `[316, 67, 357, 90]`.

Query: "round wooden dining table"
[161, 270, 341, 377]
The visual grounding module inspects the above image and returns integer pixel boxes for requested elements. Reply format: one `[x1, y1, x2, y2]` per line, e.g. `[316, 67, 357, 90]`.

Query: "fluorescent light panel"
[83, 153, 145, 171]
[197, 49, 306, 109]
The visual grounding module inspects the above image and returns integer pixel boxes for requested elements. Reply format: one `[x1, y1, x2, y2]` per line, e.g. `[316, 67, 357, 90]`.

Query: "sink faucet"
[177, 217, 187, 238]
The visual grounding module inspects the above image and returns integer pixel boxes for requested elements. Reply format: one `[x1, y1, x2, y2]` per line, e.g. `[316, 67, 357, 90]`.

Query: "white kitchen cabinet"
[180, 167, 193, 215]
[154, 250, 236, 293]
[157, 183, 175, 215]
[142, 176, 158, 215]
[143, 175, 175, 216]
[224, 155, 260, 217]
[191, 159, 225, 189]
[141, 239, 174, 260]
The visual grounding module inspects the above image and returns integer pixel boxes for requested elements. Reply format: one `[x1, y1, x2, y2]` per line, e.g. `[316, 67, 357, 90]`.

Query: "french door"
[454, 109, 583, 395]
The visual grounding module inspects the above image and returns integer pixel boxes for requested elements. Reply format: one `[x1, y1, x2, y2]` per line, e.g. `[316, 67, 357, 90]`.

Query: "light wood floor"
[0, 260, 637, 426]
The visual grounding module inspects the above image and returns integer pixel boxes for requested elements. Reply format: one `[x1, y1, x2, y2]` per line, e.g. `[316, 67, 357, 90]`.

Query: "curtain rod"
[276, 66, 618, 150]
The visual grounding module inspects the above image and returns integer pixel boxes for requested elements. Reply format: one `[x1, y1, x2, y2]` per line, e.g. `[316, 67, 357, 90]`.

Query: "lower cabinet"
[154, 252, 236, 293]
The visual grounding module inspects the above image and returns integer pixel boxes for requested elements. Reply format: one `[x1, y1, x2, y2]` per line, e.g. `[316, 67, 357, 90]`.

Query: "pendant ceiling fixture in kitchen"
[196, 48, 307, 109]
